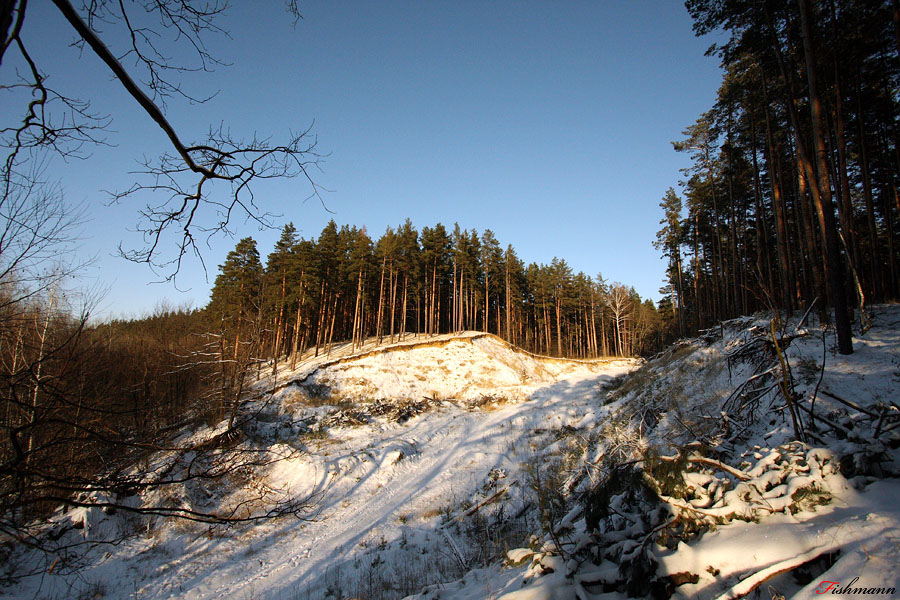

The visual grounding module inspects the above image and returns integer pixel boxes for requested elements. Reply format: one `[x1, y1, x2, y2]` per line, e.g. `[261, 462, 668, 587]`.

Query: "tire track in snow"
[155, 364, 636, 599]
[265, 405, 518, 597]
[198, 400, 533, 599]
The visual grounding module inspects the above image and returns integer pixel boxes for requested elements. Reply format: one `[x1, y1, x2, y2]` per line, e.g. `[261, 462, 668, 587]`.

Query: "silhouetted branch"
[2, 0, 320, 279]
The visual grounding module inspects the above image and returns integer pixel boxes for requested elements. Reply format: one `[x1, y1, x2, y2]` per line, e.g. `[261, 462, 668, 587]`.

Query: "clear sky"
[18, 0, 724, 319]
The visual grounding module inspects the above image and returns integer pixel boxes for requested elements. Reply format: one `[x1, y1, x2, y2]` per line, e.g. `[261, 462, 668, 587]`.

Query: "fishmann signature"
[814, 578, 896, 595]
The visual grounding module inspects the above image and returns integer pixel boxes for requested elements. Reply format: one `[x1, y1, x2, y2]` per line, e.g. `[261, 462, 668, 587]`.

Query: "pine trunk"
[798, 0, 853, 354]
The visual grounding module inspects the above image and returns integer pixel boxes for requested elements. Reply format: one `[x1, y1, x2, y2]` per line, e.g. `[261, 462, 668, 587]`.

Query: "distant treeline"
[0, 282, 215, 538]
[206, 220, 667, 378]
[657, 0, 900, 353]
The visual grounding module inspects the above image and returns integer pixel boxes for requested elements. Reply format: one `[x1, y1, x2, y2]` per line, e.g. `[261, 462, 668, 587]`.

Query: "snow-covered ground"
[3, 308, 899, 600]
[413, 308, 900, 600]
[1, 333, 636, 599]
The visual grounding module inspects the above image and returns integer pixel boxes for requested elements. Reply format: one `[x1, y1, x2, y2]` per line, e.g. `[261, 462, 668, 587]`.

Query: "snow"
[3, 307, 900, 600]
[2, 333, 636, 599]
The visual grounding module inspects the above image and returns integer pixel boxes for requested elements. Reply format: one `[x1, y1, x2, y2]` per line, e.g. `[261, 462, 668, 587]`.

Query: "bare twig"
[4, 0, 322, 279]
[771, 319, 805, 442]
[807, 329, 827, 430]
[795, 296, 819, 332]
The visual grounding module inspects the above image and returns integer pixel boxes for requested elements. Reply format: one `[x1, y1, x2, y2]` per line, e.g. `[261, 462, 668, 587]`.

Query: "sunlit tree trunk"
[797, 0, 853, 353]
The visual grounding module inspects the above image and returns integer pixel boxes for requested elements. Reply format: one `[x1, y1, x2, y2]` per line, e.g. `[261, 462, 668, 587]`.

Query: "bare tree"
[0, 285, 315, 574]
[1, 0, 322, 279]
[0, 166, 88, 309]
[0, 0, 329, 554]
[607, 283, 632, 357]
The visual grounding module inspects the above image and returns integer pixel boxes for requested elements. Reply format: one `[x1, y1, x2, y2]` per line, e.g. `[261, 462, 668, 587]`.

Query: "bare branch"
[113, 123, 325, 279]
[3, 0, 321, 279]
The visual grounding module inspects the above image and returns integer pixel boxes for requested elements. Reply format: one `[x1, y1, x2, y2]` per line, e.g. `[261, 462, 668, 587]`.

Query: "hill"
[2, 310, 899, 599]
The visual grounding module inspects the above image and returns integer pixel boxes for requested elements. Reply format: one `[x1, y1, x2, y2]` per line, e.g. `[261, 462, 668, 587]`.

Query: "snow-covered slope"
[1, 333, 638, 599]
[3, 311, 899, 600]
[283, 331, 623, 404]
[411, 307, 900, 600]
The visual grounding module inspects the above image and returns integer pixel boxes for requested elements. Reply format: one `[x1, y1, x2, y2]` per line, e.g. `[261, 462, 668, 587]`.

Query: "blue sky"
[19, 1, 723, 318]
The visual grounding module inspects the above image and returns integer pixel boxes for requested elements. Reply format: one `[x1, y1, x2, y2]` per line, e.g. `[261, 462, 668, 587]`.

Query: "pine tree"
[480, 229, 503, 335]
[207, 236, 263, 425]
[265, 223, 298, 368]
[654, 188, 686, 337]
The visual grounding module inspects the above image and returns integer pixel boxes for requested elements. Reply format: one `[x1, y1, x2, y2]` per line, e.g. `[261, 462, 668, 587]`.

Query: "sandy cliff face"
[290, 332, 637, 405]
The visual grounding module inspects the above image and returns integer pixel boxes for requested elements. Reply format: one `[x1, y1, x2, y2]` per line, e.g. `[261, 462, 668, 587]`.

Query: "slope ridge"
[2, 331, 640, 599]
[282, 332, 632, 406]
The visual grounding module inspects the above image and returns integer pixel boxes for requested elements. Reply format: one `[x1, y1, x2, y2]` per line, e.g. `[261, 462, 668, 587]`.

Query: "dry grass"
[420, 506, 445, 520]
[605, 363, 658, 403]
[464, 392, 522, 411]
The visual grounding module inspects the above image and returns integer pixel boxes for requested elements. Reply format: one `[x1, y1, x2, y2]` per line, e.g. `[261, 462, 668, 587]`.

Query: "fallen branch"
[722, 367, 779, 414]
[819, 390, 879, 419]
[873, 406, 893, 437]
[658, 454, 751, 481]
[879, 420, 900, 436]
[438, 527, 468, 573]
[460, 485, 511, 519]
[794, 401, 860, 441]
[713, 544, 841, 600]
